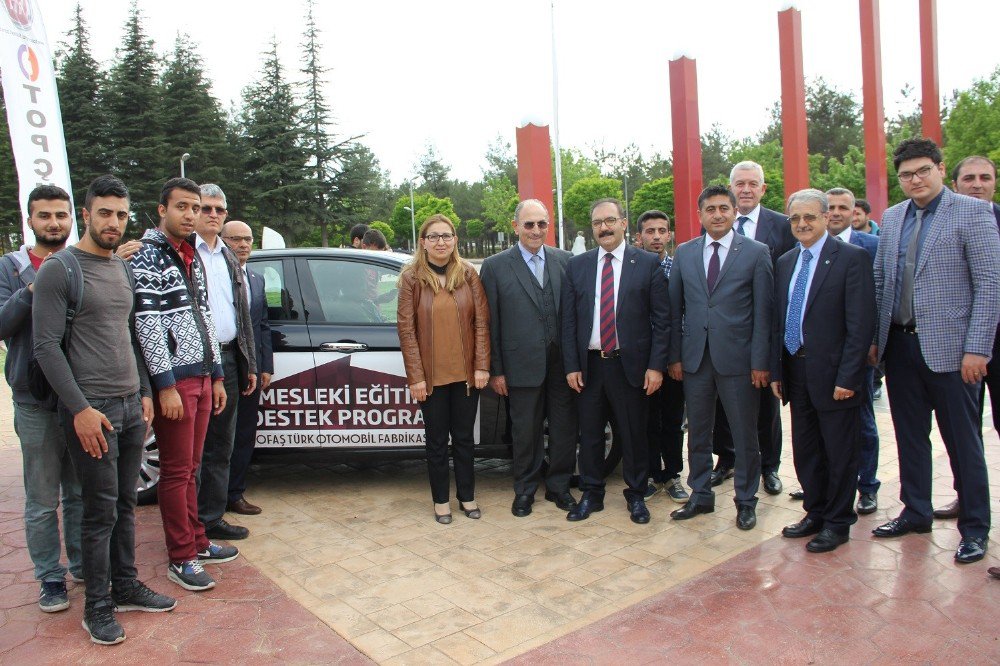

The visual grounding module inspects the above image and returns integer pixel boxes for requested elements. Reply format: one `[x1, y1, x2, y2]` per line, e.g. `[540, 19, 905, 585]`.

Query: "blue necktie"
[784, 248, 813, 355]
[736, 216, 750, 236]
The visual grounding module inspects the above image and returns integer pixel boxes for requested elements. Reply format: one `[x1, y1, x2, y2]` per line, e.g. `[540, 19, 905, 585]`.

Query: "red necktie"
[600, 253, 617, 353]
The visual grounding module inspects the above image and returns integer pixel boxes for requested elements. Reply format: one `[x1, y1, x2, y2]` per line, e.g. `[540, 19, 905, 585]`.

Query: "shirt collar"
[707, 228, 736, 250]
[738, 204, 761, 224]
[195, 233, 222, 254]
[835, 226, 853, 242]
[599, 240, 627, 263]
[518, 241, 544, 264]
[914, 187, 946, 214]
[799, 231, 829, 257]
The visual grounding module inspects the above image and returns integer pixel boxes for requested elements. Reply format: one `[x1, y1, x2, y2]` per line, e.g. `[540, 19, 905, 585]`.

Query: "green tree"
[555, 147, 601, 193]
[631, 177, 675, 221]
[448, 180, 484, 227]
[562, 177, 622, 231]
[943, 66, 1000, 168]
[726, 140, 785, 211]
[0, 98, 20, 252]
[56, 3, 110, 209]
[370, 220, 394, 245]
[701, 124, 733, 184]
[465, 219, 485, 239]
[415, 145, 451, 198]
[333, 144, 392, 236]
[390, 192, 459, 248]
[810, 145, 866, 199]
[105, 1, 163, 221]
[481, 175, 518, 236]
[238, 38, 310, 243]
[483, 135, 517, 184]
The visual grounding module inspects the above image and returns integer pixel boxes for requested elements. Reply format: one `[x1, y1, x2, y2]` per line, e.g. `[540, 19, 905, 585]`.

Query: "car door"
[295, 253, 425, 449]
[245, 254, 321, 449]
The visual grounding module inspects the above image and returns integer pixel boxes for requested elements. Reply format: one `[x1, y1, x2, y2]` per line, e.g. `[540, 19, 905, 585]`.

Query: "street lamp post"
[180, 152, 190, 178]
[408, 181, 417, 249]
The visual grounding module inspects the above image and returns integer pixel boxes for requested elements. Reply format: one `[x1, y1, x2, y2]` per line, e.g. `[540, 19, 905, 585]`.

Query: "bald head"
[221, 220, 254, 265]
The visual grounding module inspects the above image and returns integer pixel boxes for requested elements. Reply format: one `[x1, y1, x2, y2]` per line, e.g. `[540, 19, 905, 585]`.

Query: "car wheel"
[136, 429, 160, 506]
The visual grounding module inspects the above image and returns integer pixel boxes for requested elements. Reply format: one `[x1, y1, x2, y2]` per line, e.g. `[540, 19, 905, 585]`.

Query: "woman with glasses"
[397, 214, 490, 524]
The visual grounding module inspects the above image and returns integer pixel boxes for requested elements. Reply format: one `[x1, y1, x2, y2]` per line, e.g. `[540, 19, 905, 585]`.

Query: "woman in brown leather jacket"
[397, 214, 490, 524]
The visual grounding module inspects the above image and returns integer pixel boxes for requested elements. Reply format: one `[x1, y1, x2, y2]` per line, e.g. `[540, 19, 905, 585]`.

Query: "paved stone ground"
[0, 374, 997, 664]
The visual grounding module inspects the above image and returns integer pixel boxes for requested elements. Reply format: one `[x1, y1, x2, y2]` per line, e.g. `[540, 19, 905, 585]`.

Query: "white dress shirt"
[835, 226, 853, 242]
[518, 241, 545, 284]
[786, 232, 829, 347]
[588, 241, 626, 350]
[737, 204, 761, 240]
[243, 265, 252, 310]
[195, 234, 237, 344]
[703, 229, 736, 277]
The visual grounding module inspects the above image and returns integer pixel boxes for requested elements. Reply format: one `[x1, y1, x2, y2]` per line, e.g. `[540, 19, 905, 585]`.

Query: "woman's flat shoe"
[460, 503, 481, 519]
[434, 512, 452, 524]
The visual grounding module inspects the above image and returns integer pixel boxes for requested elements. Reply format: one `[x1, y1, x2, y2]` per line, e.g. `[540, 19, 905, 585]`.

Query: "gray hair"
[200, 183, 228, 208]
[729, 160, 766, 185]
[786, 188, 829, 214]
[514, 198, 549, 222]
[825, 187, 856, 207]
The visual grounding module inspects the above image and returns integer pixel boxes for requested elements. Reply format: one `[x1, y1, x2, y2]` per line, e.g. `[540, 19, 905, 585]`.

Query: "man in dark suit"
[826, 188, 881, 516]
[711, 161, 795, 496]
[221, 221, 273, 516]
[561, 198, 669, 524]
[934, 155, 1000, 520]
[480, 199, 577, 517]
[668, 185, 774, 530]
[870, 139, 999, 564]
[772, 189, 876, 553]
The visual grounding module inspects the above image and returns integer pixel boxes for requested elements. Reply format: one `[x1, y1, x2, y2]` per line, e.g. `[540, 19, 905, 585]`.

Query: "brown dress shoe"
[933, 498, 959, 520]
[988, 567, 1000, 580]
[227, 498, 262, 515]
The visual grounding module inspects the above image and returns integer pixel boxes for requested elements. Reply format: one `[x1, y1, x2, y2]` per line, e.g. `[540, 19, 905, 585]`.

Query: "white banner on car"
[0, 0, 78, 244]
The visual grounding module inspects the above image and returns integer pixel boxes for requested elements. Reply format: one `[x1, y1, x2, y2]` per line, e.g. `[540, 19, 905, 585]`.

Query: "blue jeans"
[60, 393, 145, 604]
[857, 366, 881, 495]
[13, 401, 83, 583]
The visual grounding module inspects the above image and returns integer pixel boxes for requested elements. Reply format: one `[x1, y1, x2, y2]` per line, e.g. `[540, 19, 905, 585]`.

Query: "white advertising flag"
[0, 0, 78, 245]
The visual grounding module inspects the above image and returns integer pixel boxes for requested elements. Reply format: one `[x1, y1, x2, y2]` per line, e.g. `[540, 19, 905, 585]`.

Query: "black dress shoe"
[856, 492, 878, 515]
[627, 498, 650, 524]
[511, 495, 533, 517]
[205, 519, 249, 541]
[710, 466, 734, 487]
[872, 517, 932, 538]
[544, 490, 578, 511]
[782, 517, 822, 538]
[955, 537, 988, 564]
[670, 501, 714, 521]
[788, 490, 805, 501]
[806, 529, 849, 553]
[762, 471, 782, 495]
[736, 505, 756, 530]
[933, 498, 959, 519]
[566, 495, 604, 522]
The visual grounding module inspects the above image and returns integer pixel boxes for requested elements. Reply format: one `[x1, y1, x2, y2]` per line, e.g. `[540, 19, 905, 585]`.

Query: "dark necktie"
[600, 254, 617, 353]
[784, 248, 813, 355]
[898, 208, 924, 327]
[736, 216, 750, 236]
[707, 241, 721, 293]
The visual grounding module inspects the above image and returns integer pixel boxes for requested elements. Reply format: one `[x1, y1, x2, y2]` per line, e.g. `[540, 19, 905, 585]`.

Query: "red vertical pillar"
[919, 0, 941, 145]
[515, 123, 556, 246]
[669, 56, 703, 244]
[778, 7, 810, 197]
[859, 0, 888, 220]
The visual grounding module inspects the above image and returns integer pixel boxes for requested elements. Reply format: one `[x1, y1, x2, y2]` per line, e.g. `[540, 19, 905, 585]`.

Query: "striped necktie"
[599, 254, 617, 353]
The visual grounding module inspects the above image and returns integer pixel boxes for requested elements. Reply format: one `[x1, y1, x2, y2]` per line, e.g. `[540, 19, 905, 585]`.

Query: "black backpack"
[27, 250, 135, 409]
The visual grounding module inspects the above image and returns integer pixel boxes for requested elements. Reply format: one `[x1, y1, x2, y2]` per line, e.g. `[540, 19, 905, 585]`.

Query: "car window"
[307, 259, 399, 324]
[250, 259, 297, 321]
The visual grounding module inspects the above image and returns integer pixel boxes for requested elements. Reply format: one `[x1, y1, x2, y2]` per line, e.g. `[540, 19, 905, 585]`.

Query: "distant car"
[136, 248, 620, 503]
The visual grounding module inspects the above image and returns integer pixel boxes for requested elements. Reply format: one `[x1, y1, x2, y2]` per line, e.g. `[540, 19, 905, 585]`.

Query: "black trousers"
[786, 354, 860, 533]
[228, 385, 260, 503]
[508, 344, 577, 497]
[421, 381, 479, 504]
[713, 388, 782, 473]
[884, 328, 990, 538]
[197, 348, 238, 529]
[61, 393, 144, 605]
[647, 376, 685, 482]
[577, 352, 648, 502]
[979, 330, 999, 434]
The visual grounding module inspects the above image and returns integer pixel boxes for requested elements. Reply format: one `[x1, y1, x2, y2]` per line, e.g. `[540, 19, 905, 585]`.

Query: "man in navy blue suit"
[222, 221, 273, 516]
[826, 188, 880, 517]
[561, 198, 670, 524]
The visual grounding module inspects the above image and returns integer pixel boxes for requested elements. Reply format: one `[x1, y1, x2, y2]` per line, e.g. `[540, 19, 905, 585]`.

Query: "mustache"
[599, 230, 614, 237]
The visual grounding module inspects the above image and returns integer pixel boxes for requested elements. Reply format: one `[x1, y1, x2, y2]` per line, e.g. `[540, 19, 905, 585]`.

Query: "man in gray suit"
[869, 138, 1000, 564]
[668, 185, 774, 530]
[480, 199, 578, 517]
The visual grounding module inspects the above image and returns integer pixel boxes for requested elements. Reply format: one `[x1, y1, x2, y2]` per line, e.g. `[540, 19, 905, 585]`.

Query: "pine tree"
[239, 37, 309, 243]
[0, 97, 21, 252]
[55, 3, 109, 208]
[105, 1, 163, 223]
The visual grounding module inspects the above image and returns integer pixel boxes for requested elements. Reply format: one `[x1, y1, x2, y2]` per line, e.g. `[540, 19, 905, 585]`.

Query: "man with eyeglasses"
[480, 199, 578, 516]
[221, 221, 272, 516]
[193, 184, 257, 541]
[561, 198, 669, 524]
[869, 138, 999, 564]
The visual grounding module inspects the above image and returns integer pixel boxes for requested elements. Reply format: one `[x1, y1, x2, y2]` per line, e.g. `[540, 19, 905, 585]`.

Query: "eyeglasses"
[788, 214, 821, 223]
[591, 216, 621, 228]
[203, 206, 228, 215]
[224, 235, 253, 244]
[424, 233, 455, 243]
[896, 164, 936, 182]
[520, 220, 549, 230]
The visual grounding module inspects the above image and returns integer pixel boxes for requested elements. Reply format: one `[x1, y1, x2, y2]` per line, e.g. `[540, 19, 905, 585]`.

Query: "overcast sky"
[41, 0, 1000, 184]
